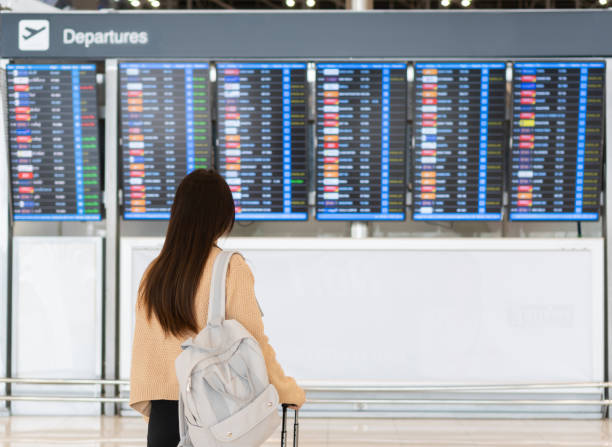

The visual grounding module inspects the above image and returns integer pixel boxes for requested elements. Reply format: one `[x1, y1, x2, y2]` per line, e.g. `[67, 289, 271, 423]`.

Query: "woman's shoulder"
[228, 250, 250, 269]
[207, 247, 252, 275]
[226, 250, 254, 280]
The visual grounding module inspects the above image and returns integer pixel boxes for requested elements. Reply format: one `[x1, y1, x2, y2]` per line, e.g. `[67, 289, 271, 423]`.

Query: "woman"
[129, 169, 305, 447]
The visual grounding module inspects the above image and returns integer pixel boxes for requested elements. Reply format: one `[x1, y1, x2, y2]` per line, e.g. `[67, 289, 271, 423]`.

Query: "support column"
[103, 59, 119, 415]
[350, 222, 369, 238]
[347, 0, 372, 236]
[346, 0, 373, 9]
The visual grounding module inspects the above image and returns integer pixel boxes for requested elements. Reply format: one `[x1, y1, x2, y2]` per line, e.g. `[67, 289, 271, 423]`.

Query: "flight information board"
[315, 63, 407, 221]
[119, 62, 212, 219]
[413, 62, 506, 221]
[216, 63, 308, 220]
[6, 64, 102, 221]
[510, 61, 605, 221]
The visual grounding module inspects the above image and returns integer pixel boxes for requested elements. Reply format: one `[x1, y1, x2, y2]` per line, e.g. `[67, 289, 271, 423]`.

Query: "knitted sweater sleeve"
[225, 254, 306, 407]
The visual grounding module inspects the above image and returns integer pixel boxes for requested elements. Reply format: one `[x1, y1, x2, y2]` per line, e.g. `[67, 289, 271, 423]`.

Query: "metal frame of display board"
[0, 18, 610, 415]
[605, 57, 612, 417]
[0, 58, 118, 415]
[0, 59, 10, 414]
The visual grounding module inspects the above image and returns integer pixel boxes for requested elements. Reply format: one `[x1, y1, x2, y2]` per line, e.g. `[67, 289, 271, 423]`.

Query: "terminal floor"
[1, 416, 612, 446]
[0, 416, 612, 447]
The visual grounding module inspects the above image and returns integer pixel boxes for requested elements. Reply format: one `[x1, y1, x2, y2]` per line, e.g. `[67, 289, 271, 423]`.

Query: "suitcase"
[280, 404, 299, 447]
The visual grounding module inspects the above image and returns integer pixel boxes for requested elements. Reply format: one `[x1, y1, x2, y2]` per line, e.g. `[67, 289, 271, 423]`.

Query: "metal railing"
[0, 378, 609, 406]
[0, 378, 129, 403]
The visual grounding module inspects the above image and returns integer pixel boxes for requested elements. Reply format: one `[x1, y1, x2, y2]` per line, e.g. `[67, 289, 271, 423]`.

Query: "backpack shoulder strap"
[207, 250, 238, 327]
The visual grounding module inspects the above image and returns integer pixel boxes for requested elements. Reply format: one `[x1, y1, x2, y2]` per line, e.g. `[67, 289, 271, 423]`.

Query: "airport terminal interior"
[1, 1, 612, 446]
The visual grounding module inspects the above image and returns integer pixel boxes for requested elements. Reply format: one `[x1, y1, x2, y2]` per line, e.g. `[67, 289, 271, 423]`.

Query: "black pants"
[147, 400, 180, 447]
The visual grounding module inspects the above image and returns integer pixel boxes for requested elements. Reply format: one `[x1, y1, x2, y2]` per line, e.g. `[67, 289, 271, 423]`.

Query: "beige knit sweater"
[129, 246, 306, 417]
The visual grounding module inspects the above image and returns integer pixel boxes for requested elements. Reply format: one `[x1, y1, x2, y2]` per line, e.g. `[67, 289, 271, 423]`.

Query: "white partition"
[12, 236, 103, 415]
[121, 237, 604, 391]
[120, 240, 162, 383]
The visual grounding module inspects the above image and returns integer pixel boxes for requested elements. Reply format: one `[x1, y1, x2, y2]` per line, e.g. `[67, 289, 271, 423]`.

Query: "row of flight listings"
[6, 60, 605, 222]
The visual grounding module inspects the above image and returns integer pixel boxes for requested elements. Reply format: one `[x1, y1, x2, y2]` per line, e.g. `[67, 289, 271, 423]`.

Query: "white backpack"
[175, 251, 281, 447]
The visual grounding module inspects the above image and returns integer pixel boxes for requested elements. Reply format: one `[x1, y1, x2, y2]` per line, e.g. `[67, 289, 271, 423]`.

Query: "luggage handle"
[281, 404, 299, 447]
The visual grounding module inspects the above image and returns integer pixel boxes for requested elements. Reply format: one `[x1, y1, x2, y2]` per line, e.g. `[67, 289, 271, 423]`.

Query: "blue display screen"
[315, 63, 407, 221]
[7, 64, 102, 221]
[412, 62, 506, 221]
[509, 61, 605, 221]
[216, 62, 308, 221]
[119, 62, 212, 220]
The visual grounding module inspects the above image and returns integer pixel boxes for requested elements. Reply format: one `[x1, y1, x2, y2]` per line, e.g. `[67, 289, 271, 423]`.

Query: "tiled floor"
[0, 416, 611, 446]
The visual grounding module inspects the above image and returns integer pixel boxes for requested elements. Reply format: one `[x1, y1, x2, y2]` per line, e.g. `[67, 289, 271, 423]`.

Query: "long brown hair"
[139, 169, 235, 337]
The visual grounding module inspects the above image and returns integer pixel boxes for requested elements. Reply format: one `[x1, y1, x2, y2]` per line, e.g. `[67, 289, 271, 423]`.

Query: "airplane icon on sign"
[22, 26, 47, 40]
[18, 20, 50, 51]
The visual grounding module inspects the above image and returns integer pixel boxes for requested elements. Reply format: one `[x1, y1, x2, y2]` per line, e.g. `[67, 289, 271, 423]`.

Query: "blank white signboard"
[12, 236, 103, 415]
[121, 238, 603, 386]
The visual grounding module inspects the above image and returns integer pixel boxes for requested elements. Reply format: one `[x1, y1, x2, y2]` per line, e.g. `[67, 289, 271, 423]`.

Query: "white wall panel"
[120, 237, 604, 386]
[12, 236, 103, 415]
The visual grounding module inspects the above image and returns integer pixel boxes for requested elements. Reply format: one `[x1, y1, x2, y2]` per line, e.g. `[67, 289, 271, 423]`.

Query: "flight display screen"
[6, 64, 102, 221]
[119, 62, 212, 219]
[315, 62, 407, 221]
[509, 61, 605, 221]
[216, 62, 308, 220]
[412, 62, 506, 220]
